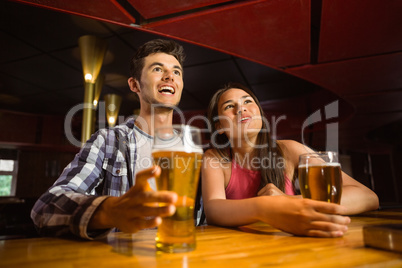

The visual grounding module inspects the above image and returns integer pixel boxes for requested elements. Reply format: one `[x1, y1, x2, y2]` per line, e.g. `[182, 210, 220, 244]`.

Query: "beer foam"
[152, 146, 203, 154]
[152, 135, 203, 154]
[153, 126, 203, 154]
[298, 163, 341, 168]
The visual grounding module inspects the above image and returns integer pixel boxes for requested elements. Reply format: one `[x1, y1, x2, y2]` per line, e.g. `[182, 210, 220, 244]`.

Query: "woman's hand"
[258, 196, 351, 238]
[257, 183, 285, 196]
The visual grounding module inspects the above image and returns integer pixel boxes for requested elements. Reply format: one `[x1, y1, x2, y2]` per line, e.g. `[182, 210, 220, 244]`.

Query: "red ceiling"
[10, 0, 402, 151]
[318, 0, 402, 63]
[15, 0, 311, 67]
[288, 52, 402, 96]
[12, 0, 402, 91]
[127, 0, 232, 19]
[13, 0, 135, 25]
[143, 0, 311, 67]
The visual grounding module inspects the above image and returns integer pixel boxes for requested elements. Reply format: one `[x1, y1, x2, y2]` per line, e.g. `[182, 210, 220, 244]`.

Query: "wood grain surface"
[1, 209, 402, 268]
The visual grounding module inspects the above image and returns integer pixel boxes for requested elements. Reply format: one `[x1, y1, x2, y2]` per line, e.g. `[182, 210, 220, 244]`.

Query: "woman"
[202, 82, 379, 237]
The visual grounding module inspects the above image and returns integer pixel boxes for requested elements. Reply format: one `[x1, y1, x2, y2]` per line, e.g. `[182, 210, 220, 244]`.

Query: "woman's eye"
[244, 99, 253, 104]
[224, 104, 234, 110]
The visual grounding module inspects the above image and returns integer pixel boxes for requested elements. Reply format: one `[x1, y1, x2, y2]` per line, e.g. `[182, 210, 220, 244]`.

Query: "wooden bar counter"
[1, 209, 402, 268]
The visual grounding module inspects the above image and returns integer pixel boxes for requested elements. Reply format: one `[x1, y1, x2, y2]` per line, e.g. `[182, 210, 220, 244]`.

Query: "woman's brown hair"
[207, 82, 286, 191]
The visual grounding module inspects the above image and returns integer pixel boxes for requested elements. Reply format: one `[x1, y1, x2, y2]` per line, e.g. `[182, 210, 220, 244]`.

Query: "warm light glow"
[108, 104, 117, 112]
[79, 35, 107, 144]
[104, 94, 122, 127]
[84, 73, 93, 82]
[78, 35, 107, 84]
[108, 117, 116, 125]
[93, 74, 104, 108]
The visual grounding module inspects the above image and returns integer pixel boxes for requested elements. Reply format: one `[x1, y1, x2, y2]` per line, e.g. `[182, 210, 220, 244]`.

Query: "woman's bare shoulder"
[277, 140, 313, 154]
[204, 148, 228, 160]
[204, 148, 219, 158]
[203, 149, 231, 170]
[277, 140, 315, 168]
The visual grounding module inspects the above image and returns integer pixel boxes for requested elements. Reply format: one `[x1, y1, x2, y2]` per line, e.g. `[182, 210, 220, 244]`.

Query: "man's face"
[132, 52, 184, 108]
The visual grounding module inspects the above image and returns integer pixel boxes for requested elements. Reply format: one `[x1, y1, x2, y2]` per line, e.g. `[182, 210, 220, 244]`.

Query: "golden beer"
[299, 163, 342, 204]
[152, 150, 202, 253]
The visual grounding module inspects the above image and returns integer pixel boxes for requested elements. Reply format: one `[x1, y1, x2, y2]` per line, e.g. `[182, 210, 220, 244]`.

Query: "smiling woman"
[201, 82, 379, 238]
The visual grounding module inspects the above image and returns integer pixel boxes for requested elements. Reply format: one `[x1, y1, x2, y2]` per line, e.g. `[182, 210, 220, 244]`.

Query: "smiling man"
[128, 52, 183, 135]
[31, 39, 186, 239]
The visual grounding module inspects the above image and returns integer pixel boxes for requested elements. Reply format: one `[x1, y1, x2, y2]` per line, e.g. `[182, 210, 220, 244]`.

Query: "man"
[31, 39, 185, 239]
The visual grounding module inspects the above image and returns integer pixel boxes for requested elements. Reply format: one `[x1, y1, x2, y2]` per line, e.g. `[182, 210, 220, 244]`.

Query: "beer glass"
[152, 125, 203, 253]
[298, 151, 342, 204]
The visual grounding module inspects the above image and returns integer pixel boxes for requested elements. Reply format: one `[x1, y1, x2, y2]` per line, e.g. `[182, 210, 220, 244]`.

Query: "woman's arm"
[201, 149, 350, 237]
[278, 140, 379, 215]
[338, 172, 379, 214]
[202, 149, 258, 226]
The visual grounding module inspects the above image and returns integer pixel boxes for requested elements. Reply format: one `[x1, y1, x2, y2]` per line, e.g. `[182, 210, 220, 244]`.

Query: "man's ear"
[128, 77, 140, 94]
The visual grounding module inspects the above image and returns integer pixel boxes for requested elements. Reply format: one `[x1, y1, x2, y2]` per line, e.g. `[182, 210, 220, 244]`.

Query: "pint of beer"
[298, 152, 342, 204]
[152, 125, 203, 253]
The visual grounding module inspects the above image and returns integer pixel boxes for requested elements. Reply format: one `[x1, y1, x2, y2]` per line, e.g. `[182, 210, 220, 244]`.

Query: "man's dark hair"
[129, 39, 186, 82]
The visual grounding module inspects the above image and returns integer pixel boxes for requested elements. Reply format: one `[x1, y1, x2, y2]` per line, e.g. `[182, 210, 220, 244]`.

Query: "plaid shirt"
[30, 118, 153, 239]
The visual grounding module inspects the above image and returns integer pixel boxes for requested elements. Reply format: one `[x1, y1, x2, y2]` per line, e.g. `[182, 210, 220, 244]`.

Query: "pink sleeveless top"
[225, 161, 294, 199]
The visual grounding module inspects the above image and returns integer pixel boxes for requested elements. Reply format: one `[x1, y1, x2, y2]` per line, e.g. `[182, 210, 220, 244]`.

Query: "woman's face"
[216, 88, 262, 141]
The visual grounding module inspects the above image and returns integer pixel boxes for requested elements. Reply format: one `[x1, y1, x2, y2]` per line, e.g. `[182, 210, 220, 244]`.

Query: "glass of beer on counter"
[152, 125, 203, 253]
[298, 151, 342, 204]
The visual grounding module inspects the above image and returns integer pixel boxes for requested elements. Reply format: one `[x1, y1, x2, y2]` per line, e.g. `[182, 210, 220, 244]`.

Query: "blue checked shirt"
[30, 118, 154, 239]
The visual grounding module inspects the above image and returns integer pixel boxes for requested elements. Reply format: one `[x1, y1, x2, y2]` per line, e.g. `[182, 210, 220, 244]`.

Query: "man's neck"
[136, 107, 174, 136]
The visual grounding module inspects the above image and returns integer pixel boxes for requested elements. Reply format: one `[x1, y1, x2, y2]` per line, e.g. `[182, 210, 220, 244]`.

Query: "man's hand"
[89, 166, 178, 233]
